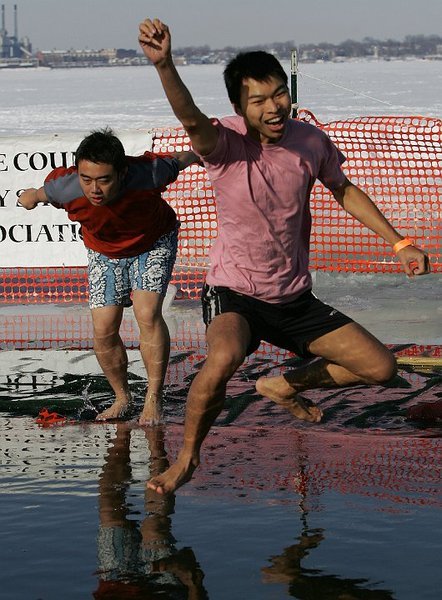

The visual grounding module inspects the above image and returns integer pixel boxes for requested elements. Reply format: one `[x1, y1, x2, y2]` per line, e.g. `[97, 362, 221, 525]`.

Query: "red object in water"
[36, 408, 68, 426]
[406, 399, 442, 421]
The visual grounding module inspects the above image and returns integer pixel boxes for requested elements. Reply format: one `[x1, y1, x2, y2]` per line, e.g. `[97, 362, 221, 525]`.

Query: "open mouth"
[264, 115, 285, 130]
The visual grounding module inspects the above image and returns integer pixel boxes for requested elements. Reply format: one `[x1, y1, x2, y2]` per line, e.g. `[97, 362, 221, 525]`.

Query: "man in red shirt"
[20, 128, 199, 425]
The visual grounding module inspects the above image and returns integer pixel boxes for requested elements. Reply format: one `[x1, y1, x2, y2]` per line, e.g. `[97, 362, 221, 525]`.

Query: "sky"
[4, 0, 442, 51]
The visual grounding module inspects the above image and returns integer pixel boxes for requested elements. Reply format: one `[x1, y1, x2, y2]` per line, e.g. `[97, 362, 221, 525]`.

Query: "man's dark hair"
[75, 128, 127, 172]
[223, 51, 288, 107]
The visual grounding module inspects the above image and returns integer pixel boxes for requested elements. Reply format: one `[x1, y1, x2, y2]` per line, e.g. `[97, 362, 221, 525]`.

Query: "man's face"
[77, 160, 124, 206]
[237, 75, 291, 144]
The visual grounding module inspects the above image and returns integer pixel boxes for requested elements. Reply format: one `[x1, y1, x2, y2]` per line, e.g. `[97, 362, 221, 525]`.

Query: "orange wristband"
[393, 238, 413, 254]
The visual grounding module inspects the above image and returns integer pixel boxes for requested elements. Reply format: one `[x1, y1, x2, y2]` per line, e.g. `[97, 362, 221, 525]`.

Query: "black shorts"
[201, 284, 353, 358]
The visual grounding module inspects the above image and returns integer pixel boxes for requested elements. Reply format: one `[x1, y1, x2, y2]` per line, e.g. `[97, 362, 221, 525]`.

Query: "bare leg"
[147, 312, 251, 495]
[141, 426, 175, 549]
[92, 305, 132, 420]
[256, 322, 397, 421]
[98, 422, 132, 524]
[132, 290, 170, 426]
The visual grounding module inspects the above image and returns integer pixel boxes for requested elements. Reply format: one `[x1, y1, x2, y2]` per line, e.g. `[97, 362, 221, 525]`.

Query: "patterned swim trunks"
[87, 226, 179, 309]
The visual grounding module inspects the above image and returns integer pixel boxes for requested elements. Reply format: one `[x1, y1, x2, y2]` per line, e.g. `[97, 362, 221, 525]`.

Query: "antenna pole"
[290, 49, 298, 118]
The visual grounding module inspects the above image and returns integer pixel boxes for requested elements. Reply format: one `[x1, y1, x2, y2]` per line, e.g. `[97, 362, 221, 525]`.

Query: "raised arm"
[333, 178, 430, 277]
[138, 18, 218, 157]
[18, 187, 48, 210]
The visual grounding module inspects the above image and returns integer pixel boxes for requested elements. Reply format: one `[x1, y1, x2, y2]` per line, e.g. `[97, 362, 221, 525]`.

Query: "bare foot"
[256, 376, 323, 423]
[139, 392, 163, 426]
[96, 397, 131, 421]
[146, 456, 198, 495]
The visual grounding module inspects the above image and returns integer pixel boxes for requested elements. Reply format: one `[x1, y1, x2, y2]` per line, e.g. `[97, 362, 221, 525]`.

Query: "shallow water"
[1, 427, 440, 600]
[1, 329, 441, 599]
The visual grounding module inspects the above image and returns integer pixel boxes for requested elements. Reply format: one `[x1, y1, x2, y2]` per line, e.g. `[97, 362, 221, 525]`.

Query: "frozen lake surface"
[1, 58, 441, 135]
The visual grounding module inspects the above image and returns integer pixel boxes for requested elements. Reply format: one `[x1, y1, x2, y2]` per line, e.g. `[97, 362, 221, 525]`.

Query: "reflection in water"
[95, 427, 400, 599]
[262, 525, 394, 599]
[261, 445, 396, 599]
[94, 423, 208, 600]
[0, 349, 440, 598]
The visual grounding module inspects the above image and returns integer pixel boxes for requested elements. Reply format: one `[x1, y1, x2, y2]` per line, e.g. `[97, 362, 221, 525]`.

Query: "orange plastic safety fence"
[0, 301, 438, 363]
[300, 110, 441, 273]
[0, 111, 440, 306]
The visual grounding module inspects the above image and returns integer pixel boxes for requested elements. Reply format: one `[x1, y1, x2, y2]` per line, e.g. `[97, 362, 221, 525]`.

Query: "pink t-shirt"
[200, 116, 346, 303]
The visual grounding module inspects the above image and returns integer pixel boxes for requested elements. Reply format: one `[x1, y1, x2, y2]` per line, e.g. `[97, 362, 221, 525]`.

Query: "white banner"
[0, 130, 153, 267]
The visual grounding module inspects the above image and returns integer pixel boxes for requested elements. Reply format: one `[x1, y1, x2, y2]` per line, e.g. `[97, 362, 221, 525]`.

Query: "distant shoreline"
[1, 54, 441, 71]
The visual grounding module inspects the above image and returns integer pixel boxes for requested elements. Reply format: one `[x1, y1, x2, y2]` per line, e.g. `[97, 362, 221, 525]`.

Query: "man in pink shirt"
[138, 18, 430, 495]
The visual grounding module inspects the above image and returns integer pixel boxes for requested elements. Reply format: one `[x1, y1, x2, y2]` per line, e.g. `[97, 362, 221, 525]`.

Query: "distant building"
[36, 48, 112, 68]
[35, 48, 141, 68]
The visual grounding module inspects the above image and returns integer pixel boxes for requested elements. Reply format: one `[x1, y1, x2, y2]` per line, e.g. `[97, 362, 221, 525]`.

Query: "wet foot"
[96, 397, 131, 421]
[146, 457, 198, 495]
[256, 376, 323, 423]
[139, 392, 163, 426]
